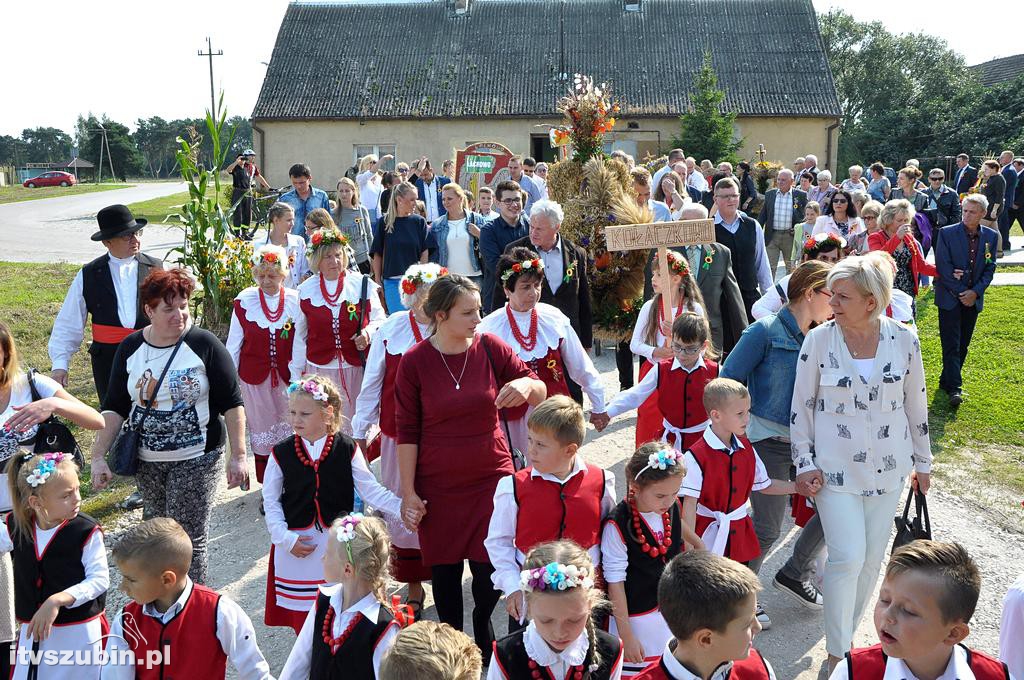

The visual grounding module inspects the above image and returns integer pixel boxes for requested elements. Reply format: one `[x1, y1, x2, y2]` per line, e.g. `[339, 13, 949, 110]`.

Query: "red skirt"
[392, 545, 432, 584]
[635, 360, 662, 448]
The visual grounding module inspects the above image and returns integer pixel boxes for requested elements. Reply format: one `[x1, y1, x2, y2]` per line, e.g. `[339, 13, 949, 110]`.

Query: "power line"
[197, 37, 224, 119]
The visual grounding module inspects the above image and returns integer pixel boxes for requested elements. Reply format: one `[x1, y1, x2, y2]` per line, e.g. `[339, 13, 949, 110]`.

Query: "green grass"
[126, 191, 228, 224]
[0, 262, 134, 522]
[916, 287, 1024, 492]
[0, 183, 130, 205]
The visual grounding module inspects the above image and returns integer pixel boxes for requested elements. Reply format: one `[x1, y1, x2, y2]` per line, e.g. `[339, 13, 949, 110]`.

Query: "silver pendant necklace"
[435, 341, 470, 390]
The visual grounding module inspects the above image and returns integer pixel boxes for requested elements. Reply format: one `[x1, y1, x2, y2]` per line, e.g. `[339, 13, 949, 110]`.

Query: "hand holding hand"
[952, 269, 964, 280]
[590, 412, 610, 432]
[958, 289, 978, 307]
[796, 469, 824, 497]
[401, 493, 428, 531]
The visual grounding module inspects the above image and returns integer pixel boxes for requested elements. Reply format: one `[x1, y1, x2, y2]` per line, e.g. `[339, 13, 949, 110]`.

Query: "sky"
[5, 0, 1023, 138]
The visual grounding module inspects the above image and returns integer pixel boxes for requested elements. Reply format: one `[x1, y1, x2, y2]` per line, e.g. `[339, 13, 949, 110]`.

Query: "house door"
[530, 134, 557, 163]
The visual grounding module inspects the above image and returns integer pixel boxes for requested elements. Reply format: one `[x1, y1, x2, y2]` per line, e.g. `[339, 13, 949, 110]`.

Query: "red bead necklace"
[259, 285, 286, 322]
[294, 433, 334, 470]
[321, 607, 363, 655]
[506, 305, 539, 352]
[408, 310, 424, 343]
[629, 496, 673, 558]
[527, 658, 584, 680]
[319, 273, 346, 306]
[657, 296, 685, 329]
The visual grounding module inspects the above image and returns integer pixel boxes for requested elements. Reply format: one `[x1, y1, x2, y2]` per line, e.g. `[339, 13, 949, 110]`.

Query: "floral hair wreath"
[500, 257, 544, 284]
[287, 379, 329, 402]
[335, 513, 364, 561]
[26, 452, 71, 488]
[634, 448, 683, 481]
[665, 250, 690, 278]
[803, 231, 847, 255]
[401, 264, 450, 296]
[520, 562, 595, 592]
[309, 228, 350, 254]
[251, 244, 288, 268]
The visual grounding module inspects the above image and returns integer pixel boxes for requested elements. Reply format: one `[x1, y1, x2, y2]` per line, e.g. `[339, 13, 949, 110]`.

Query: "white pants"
[815, 485, 901, 657]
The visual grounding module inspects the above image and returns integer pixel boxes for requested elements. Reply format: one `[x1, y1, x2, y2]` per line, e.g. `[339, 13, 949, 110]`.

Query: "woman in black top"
[738, 161, 759, 213]
[977, 159, 1006, 228]
[370, 182, 438, 312]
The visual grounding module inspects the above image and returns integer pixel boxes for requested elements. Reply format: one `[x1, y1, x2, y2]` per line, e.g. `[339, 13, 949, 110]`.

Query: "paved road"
[0, 182, 187, 264]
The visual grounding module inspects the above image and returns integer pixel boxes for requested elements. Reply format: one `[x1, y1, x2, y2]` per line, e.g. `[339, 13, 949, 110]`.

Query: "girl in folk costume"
[262, 376, 405, 633]
[603, 313, 718, 452]
[291, 227, 386, 435]
[226, 244, 301, 488]
[628, 251, 706, 448]
[279, 513, 407, 680]
[1, 453, 109, 680]
[602, 444, 705, 678]
[478, 247, 607, 454]
[352, 262, 449, 619]
[258, 201, 309, 288]
[490, 540, 624, 680]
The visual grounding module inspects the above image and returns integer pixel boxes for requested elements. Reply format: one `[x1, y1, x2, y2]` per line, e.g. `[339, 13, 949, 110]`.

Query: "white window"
[353, 145, 396, 171]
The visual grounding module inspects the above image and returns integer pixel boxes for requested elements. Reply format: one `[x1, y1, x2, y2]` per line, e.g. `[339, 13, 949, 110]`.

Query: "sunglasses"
[929, 177, 944, 181]
[831, 199, 848, 204]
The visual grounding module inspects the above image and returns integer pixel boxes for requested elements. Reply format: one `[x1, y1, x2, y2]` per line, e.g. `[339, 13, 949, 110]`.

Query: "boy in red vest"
[830, 540, 1014, 680]
[102, 518, 272, 680]
[636, 550, 775, 679]
[484, 395, 616, 630]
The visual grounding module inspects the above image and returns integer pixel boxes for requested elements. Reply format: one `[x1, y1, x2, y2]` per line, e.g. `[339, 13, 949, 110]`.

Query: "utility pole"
[197, 37, 223, 118]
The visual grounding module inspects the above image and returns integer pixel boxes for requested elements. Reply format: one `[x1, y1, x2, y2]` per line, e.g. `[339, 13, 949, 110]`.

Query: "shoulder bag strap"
[27, 368, 42, 402]
[133, 336, 186, 432]
[479, 336, 518, 455]
[357, 275, 370, 363]
[915, 490, 931, 537]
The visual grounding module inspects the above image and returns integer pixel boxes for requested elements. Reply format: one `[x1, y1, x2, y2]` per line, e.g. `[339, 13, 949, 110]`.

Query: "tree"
[21, 127, 73, 163]
[75, 114, 144, 181]
[0, 135, 28, 165]
[135, 116, 178, 178]
[671, 52, 743, 165]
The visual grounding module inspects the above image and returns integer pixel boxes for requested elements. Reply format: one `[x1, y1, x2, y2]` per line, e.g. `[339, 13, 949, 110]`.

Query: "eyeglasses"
[715, 193, 740, 200]
[670, 343, 704, 355]
[864, 215, 878, 221]
[499, 198, 522, 205]
[121, 230, 144, 241]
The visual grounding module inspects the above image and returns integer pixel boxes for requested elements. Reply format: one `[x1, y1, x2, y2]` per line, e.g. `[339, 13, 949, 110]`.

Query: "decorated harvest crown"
[26, 452, 72, 488]
[287, 379, 329, 402]
[252, 244, 288, 268]
[500, 257, 544, 284]
[520, 562, 594, 592]
[309, 228, 350, 254]
[634, 447, 683, 481]
[401, 263, 450, 296]
[665, 250, 690, 278]
[803, 231, 847, 255]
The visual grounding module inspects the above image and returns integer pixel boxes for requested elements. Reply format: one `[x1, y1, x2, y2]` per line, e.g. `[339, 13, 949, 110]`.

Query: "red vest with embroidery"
[656, 359, 718, 449]
[635, 649, 772, 679]
[688, 435, 761, 563]
[846, 644, 1009, 680]
[301, 295, 370, 368]
[124, 584, 228, 680]
[512, 463, 605, 552]
[501, 345, 569, 421]
[233, 300, 293, 386]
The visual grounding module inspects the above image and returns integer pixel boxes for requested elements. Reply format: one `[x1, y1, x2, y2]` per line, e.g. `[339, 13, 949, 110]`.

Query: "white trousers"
[815, 484, 901, 657]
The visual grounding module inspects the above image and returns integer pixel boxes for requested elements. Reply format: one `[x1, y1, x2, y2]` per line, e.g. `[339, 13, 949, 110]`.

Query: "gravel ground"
[99, 348, 1022, 679]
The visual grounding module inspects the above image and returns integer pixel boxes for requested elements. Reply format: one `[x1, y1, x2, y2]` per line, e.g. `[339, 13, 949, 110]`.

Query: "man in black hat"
[48, 204, 164, 403]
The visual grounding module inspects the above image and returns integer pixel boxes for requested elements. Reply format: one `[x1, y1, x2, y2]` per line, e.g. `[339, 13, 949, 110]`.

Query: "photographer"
[226, 149, 271, 237]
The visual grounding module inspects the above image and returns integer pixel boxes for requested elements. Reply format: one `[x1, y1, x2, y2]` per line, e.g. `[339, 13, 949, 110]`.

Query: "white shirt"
[356, 170, 383, 213]
[536, 236, 565, 294]
[445, 217, 479, 276]
[828, 644, 1012, 680]
[49, 254, 142, 371]
[629, 299, 705, 362]
[812, 215, 865, 238]
[751, 275, 790, 320]
[262, 435, 402, 552]
[0, 373, 61, 512]
[422, 177, 441, 222]
[485, 456, 616, 596]
[257, 231, 309, 288]
[279, 584, 398, 680]
[1002, 573, 1024, 678]
[487, 621, 623, 680]
[656, 641, 777, 680]
[680, 427, 771, 498]
[600, 509, 665, 584]
[687, 170, 709, 193]
[0, 520, 109, 607]
[606, 356, 707, 418]
[101, 578, 272, 680]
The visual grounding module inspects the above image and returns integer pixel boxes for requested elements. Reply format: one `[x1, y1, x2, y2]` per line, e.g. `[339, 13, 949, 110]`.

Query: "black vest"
[714, 216, 758, 293]
[494, 627, 622, 680]
[81, 253, 160, 336]
[309, 591, 394, 680]
[9, 513, 106, 624]
[271, 434, 355, 530]
[606, 500, 683, 615]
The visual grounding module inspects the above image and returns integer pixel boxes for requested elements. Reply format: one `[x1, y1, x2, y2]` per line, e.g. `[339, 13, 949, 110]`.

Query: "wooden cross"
[605, 218, 715, 342]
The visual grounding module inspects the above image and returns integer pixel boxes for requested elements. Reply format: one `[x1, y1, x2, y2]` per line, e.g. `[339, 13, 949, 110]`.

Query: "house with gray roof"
[970, 53, 1024, 88]
[252, 0, 841, 185]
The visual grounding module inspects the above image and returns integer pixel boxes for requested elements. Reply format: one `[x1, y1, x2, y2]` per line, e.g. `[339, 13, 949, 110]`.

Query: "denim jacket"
[430, 211, 488, 271]
[721, 306, 805, 427]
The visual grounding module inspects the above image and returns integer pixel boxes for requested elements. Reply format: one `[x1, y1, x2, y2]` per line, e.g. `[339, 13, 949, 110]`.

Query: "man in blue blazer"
[413, 160, 450, 224]
[933, 194, 999, 407]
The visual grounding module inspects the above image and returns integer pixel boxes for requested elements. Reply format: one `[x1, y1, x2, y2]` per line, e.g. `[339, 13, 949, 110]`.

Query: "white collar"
[670, 355, 706, 374]
[301, 435, 329, 460]
[108, 253, 136, 266]
[298, 271, 371, 309]
[523, 620, 589, 668]
[477, 302, 569, 361]
[379, 309, 430, 355]
[529, 456, 585, 484]
[883, 646, 974, 680]
[659, 642, 734, 680]
[702, 427, 745, 453]
[141, 576, 194, 621]
[323, 583, 384, 623]
[235, 286, 299, 330]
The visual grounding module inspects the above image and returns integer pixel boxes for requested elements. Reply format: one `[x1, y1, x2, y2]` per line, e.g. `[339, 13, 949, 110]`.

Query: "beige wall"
[254, 115, 838, 187]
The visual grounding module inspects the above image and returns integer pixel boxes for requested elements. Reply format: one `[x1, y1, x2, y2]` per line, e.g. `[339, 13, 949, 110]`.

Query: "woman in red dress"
[394, 275, 545, 661]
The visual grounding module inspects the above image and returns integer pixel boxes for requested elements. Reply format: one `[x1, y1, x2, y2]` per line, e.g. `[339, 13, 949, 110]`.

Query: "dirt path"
[100, 350, 1022, 678]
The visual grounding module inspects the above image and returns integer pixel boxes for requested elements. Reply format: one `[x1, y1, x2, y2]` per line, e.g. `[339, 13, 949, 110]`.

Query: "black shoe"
[121, 490, 144, 511]
[949, 390, 963, 408]
[773, 571, 824, 609]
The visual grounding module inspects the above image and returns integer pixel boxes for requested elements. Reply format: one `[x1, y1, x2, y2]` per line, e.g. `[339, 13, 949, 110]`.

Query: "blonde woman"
[370, 182, 438, 312]
[257, 201, 308, 287]
[432, 183, 488, 286]
[356, 153, 393, 225]
[291, 228, 386, 433]
[334, 177, 374, 274]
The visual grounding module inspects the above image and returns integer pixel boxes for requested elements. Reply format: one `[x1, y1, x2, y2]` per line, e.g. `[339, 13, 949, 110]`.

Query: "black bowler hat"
[91, 204, 148, 241]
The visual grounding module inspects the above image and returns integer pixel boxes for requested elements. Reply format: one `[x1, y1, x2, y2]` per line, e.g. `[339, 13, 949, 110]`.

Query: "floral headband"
[401, 264, 449, 296]
[251, 244, 287, 268]
[634, 448, 683, 481]
[520, 562, 594, 592]
[803, 231, 847, 255]
[287, 379, 329, 402]
[500, 257, 544, 284]
[335, 513, 364, 562]
[309, 228, 350, 254]
[665, 250, 690, 278]
[26, 452, 71, 488]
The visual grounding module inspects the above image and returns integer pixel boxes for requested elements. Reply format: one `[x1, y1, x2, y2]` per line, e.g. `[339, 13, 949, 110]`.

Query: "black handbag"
[891, 487, 932, 554]
[480, 336, 528, 471]
[107, 338, 184, 476]
[26, 369, 85, 467]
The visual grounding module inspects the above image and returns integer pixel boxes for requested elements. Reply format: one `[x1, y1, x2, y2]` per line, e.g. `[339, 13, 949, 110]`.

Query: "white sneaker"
[755, 603, 772, 630]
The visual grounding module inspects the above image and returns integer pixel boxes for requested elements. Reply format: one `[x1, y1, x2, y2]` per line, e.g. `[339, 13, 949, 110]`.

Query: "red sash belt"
[92, 323, 134, 344]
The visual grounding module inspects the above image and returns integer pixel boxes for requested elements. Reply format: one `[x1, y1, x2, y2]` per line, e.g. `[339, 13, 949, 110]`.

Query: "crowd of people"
[0, 143, 1019, 680]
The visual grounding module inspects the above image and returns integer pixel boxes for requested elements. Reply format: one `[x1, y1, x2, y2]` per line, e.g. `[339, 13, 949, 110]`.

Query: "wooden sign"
[605, 218, 716, 345]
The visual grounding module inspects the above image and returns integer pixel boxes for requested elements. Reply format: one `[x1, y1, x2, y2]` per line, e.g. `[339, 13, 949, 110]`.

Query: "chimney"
[454, 0, 470, 15]
[624, 0, 641, 11]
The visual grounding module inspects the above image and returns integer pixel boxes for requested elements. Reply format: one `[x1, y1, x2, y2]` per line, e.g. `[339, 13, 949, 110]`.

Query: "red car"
[23, 171, 77, 188]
